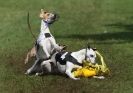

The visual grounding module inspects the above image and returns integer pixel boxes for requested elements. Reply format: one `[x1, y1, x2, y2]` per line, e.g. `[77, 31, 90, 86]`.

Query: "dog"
[37, 9, 61, 59]
[25, 9, 64, 75]
[40, 46, 97, 80]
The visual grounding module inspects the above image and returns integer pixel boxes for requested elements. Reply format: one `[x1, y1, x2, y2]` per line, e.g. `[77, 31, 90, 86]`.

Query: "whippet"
[25, 9, 64, 75]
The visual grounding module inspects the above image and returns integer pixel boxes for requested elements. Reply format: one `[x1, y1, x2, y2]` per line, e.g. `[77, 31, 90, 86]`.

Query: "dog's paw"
[62, 45, 67, 50]
[35, 72, 44, 76]
[25, 69, 32, 75]
[35, 73, 39, 76]
[24, 60, 28, 64]
[93, 76, 105, 79]
[25, 72, 29, 75]
[72, 77, 80, 80]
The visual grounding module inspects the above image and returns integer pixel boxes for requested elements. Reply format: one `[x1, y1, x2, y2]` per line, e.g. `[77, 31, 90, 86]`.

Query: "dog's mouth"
[46, 13, 59, 24]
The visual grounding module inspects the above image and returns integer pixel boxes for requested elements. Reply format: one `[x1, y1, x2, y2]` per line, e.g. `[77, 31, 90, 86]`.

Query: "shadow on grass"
[56, 22, 133, 44]
[105, 22, 133, 31]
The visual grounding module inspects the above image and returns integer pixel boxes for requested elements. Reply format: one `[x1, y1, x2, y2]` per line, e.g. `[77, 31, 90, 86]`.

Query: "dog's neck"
[71, 49, 86, 63]
[40, 20, 50, 33]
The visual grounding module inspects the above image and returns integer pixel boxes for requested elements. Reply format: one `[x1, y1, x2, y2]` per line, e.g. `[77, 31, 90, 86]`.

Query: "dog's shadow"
[26, 61, 68, 78]
[56, 22, 133, 44]
[40, 62, 68, 78]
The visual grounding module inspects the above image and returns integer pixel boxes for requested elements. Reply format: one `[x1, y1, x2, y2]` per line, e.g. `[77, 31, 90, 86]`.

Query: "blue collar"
[43, 20, 49, 27]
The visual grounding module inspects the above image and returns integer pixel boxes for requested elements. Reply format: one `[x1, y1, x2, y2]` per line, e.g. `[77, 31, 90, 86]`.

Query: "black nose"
[53, 13, 59, 21]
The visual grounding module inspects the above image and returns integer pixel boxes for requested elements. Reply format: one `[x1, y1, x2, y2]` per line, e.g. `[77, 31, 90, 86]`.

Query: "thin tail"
[27, 12, 37, 41]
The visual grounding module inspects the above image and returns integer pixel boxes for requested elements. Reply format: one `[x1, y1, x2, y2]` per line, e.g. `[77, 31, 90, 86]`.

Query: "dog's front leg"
[65, 62, 80, 80]
[50, 38, 62, 51]
[40, 41, 51, 58]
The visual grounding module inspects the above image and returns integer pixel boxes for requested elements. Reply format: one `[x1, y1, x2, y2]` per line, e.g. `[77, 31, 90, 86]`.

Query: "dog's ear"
[62, 45, 67, 50]
[40, 9, 47, 14]
[92, 48, 97, 51]
[40, 9, 47, 19]
[87, 44, 91, 49]
[57, 43, 61, 46]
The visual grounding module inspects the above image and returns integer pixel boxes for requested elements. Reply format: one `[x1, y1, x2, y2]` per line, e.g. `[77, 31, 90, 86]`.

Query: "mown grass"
[0, 0, 133, 93]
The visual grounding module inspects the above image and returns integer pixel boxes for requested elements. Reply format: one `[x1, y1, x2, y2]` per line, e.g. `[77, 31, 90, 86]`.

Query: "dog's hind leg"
[24, 52, 30, 64]
[41, 59, 52, 72]
[65, 62, 80, 80]
[36, 59, 52, 76]
[25, 59, 41, 75]
[24, 47, 36, 64]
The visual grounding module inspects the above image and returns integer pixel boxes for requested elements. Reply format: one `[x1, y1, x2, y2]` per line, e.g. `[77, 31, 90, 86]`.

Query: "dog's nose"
[53, 14, 56, 19]
[53, 13, 59, 21]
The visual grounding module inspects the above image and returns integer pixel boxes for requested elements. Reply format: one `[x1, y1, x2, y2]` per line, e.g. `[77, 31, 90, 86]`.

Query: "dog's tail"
[27, 12, 37, 41]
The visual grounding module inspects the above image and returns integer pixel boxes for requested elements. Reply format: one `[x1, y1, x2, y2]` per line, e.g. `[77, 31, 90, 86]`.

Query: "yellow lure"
[73, 51, 110, 78]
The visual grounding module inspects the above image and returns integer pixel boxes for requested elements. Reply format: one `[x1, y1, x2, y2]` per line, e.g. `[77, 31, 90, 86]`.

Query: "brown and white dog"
[25, 9, 64, 75]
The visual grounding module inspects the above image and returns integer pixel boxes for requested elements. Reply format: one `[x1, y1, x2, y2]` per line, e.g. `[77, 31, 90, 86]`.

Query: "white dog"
[25, 9, 64, 75]
[40, 46, 97, 80]
[37, 9, 62, 59]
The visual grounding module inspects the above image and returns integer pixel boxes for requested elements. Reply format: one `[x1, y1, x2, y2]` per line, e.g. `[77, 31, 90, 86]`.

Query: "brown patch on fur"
[24, 46, 36, 64]
[39, 9, 51, 20]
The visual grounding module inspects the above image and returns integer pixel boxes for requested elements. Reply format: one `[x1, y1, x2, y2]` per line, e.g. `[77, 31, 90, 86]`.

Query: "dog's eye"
[44, 11, 47, 14]
[47, 13, 50, 16]
[90, 54, 94, 57]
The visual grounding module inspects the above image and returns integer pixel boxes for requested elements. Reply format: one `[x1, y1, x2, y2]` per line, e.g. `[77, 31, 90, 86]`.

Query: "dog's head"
[39, 9, 58, 24]
[58, 44, 67, 51]
[86, 46, 97, 64]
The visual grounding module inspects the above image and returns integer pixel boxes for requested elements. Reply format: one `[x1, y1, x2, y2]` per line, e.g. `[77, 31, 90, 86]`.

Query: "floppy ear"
[62, 45, 67, 50]
[92, 48, 97, 51]
[57, 43, 61, 46]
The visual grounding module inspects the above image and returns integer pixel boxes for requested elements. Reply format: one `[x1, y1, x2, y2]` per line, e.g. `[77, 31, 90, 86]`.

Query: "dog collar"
[43, 20, 49, 26]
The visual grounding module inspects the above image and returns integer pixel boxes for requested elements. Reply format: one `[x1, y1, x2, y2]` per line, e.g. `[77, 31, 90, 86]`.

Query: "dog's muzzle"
[47, 13, 59, 24]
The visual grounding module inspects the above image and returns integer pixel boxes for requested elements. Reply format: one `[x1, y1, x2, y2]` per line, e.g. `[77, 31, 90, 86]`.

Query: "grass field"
[0, 0, 133, 93]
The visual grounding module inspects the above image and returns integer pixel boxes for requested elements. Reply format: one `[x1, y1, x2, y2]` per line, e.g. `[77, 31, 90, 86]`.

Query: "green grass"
[0, 0, 133, 93]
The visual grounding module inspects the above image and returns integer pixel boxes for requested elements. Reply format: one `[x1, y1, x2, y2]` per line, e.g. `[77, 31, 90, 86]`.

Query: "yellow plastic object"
[73, 67, 96, 78]
[73, 51, 110, 78]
